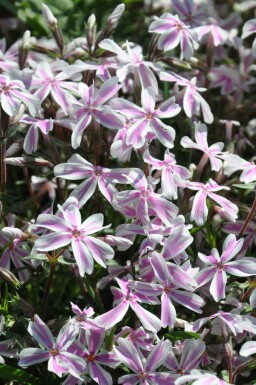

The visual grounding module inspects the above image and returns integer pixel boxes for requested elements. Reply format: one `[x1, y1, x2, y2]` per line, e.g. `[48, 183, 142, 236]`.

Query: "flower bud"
[42, 3, 57, 27]
[107, 3, 125, 30]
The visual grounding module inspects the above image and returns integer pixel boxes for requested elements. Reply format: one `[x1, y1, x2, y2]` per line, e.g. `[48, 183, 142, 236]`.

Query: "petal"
[28, 314, 54, 349]
[19, 348, 50, 366]
[240, 341, 256, 357]
[84, 236, 114, 268]
[72, 238, 94, 276]
[94, 76, 121, 105]
[130, 301, 161, 332]
[210, 270, 227, 302]
[190, 190, 208, 226]
[81, 213, 104, 234]
[114, 338, 143, 373]
[151, 118, 176, 148]
[145, 340, 172, 371]
[35, 232, 71, 251]
[89, 362, 113, 385]
[23, 125, 38, 154]
[70, 177, 97, 207]
[71, 112, 92, 149]
[224, 260, 256, 277]
[95, 301, 129, 330]
[161, 293, 176, 328]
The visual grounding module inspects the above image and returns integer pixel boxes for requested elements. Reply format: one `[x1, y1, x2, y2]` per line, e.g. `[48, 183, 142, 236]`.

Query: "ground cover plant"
[0, 0, 256, 384]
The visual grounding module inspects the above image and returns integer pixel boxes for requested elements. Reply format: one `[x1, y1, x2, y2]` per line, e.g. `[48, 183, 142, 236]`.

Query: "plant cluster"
[0, 1, 256, 384]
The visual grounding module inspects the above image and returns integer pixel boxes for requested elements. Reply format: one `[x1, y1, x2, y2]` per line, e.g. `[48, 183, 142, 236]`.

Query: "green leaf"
[220, 370, 229, 382]
[165, 331, 201, 342]
[190, 225, 204, 235]
[24, 253, 49, 261]
[0, 364, 41, 384]
[233, 183, 256, 190]
[84, 278, 105, 313]
[0, 238, 14, 257]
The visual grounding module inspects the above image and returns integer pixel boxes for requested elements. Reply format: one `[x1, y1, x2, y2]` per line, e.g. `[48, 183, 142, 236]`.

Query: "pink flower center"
[164, 286, 171, 293]
[146, 113, 153, 120]
[141, 189, 150, 197]
[72, 229, 81, 238]
[94, 166, 103, 176]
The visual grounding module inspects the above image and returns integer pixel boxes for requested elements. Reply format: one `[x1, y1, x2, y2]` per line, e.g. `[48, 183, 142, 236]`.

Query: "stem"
[40, 260, 56, 319]
[195, 153, 208, 181]
[23, 167, 40, 210]
[0, 141, 6, 194]
[238, 188, 256, 238]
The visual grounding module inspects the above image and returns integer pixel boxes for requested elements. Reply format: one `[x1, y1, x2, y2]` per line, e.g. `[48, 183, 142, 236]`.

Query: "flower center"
[72, 229, 81, 238]
[164, 286, 171, 293]
[87, 354, 95, 362]
[50, 349, 59, 357]
[94, 166, 103, 176]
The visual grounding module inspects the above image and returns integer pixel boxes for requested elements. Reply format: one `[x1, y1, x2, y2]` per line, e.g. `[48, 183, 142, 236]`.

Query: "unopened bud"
[0, 267, 21, 288]
[42, 3, 57, 27]
[4, 156, 54, 168]
[42, 4, 64, 54]
[86, 14, 96, 47]
[107, 3, 125, 30]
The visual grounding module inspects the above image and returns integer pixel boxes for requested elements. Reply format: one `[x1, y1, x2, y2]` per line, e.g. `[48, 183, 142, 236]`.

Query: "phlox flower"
[114, 338, 176, 385]
[110, 86, 181, 149]
[171, 0, 207, 27]
[209, 66, 248, 95]
[164, 339, 205, 379]
[116, 214, 192, 262]
[68, 76, 123, 149]
[132, 252, 204, 328]
[99, 39, 160, 93]
[70, 302, 98, 331]
[242, 19, 256, 57]
[143, 149, 191, 200]
[113, 169, 178, 226]
[185, 311, 244, 338]
[175, 369, 232, 385]
[19, 315, 85, 378]
[187, 179, 239, 225]
[159, 72, 213, 124]
[195, 234, 256, 302]
[181, 122, 225, 171]
[0, 38, 18, 72]
[115, 326, 155, 351]
[64, 328, 119, 385]
[110, 119, 139, 162]
[148, 13, 198, 59]
[95, 276, 162, 333]
[0, 73, 40, 116]
[30, 60, 79, 115]
[193, 19, 230, 47]
[33, 198, 114, 276]
[54, 154, 131, 207]
[1, 213, 31, 282]
[223, 221, 256, 257]
[222, 154, 256, 183]
[21, 114, 54, 154]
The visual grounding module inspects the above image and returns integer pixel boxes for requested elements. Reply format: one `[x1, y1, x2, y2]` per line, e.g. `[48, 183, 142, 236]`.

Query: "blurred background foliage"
[0, 0, 152, 45]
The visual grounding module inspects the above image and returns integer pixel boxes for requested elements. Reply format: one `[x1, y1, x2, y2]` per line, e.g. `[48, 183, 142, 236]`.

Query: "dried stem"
[238, 188, 256, 238]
